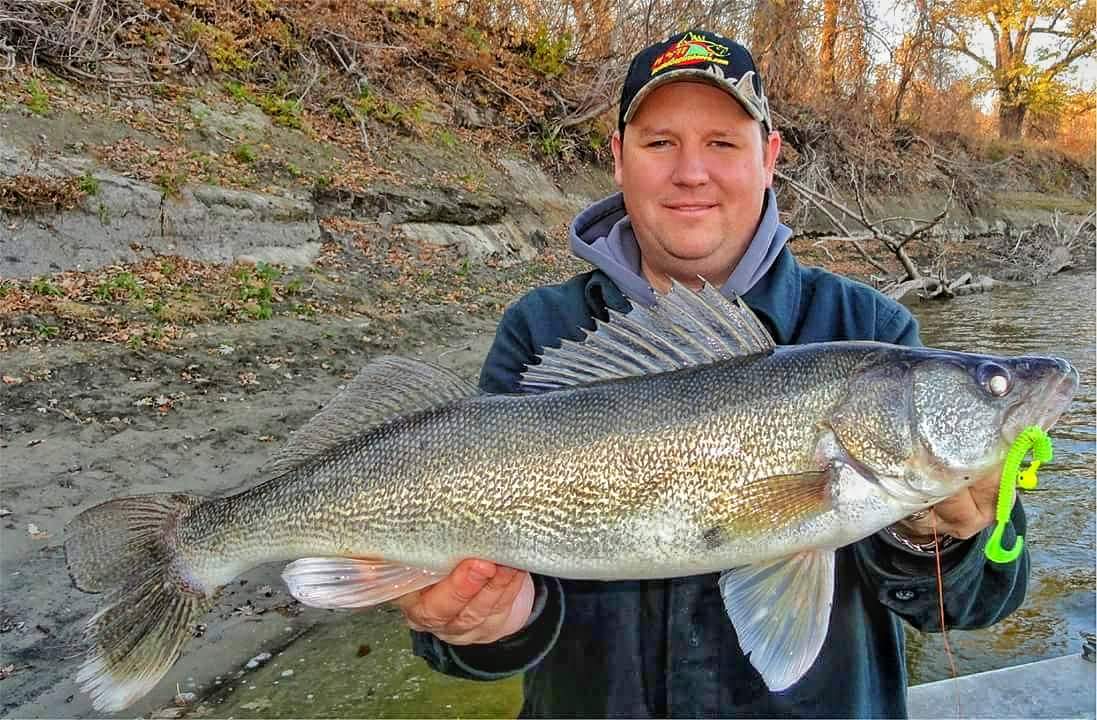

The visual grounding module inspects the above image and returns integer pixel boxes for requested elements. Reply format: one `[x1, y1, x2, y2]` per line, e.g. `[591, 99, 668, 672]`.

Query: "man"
[395, 30, 1028, 717]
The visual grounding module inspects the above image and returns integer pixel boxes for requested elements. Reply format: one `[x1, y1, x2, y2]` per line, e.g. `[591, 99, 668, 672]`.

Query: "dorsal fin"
[264, 356, 477, 476]
[520, 280, 775, 393]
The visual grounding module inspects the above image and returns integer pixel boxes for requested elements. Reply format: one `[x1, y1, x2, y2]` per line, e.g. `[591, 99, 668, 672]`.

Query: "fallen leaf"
[27, 523, 49, 539]
[2, 375, 22, 385]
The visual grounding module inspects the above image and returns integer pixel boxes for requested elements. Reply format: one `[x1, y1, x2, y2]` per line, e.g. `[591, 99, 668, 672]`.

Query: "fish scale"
[63, 283, 1078, 711]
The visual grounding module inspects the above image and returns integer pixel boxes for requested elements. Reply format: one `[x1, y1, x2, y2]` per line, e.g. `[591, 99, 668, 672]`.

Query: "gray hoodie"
[568, 187, 791, 305]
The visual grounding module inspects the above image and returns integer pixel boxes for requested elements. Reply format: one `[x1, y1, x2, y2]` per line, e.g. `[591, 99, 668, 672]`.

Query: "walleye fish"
[64, 283, 1078, 711]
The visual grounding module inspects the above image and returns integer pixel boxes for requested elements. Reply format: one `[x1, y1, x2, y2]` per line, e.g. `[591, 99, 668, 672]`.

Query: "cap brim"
[621, 69, 769, 129]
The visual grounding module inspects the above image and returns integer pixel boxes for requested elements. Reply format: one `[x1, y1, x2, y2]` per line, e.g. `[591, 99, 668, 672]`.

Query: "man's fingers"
[450, 566, 523, 630]
[407, 559, 496, 628]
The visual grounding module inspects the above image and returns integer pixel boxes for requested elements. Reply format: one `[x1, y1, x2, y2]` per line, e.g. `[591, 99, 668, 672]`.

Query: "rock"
[400, 219, 540, 265]
[189, 100, 272, 138]
[0, 164, 322, 277]
[173, 691, 197, 706]
[453, 100, 498, 129]
[315, 183, 505, 225]
[244, 651, 272, 670]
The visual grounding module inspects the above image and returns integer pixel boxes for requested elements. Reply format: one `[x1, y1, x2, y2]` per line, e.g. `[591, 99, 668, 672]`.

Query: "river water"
[904, 269, 1096, 683]
[201, 271, 1095, 717]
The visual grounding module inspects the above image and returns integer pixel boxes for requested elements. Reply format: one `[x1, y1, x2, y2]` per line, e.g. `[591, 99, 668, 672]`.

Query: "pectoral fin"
[718, 550, 835, 692]
[282, 557, 445, 609]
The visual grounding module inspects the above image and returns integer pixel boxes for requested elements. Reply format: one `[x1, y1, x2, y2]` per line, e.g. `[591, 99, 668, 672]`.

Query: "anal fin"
[718, 550, 835, 692]
[282, 557, 446, 609]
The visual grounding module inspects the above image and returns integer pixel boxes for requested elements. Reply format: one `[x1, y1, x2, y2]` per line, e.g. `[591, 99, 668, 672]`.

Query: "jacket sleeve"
[855, 296, 1029, 631]
[411, 300, 567, 680]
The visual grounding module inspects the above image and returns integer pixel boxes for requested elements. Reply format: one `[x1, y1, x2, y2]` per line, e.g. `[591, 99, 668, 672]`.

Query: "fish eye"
[975, 362, 1011, 397]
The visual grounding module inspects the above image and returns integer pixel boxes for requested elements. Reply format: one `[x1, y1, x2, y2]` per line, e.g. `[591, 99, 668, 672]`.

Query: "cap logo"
[651, 33, 730, 75]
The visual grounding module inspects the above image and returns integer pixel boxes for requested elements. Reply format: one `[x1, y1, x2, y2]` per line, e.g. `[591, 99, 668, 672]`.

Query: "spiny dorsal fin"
[520, 279, 775, 393]
[264, 356, 477, 476]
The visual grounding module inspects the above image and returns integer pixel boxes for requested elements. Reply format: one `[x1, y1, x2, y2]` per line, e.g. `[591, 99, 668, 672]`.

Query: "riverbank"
[1, 301, 503, 719]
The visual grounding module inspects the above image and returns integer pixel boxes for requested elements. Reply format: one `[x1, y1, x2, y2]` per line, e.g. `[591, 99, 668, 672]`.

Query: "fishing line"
[931, 513, 961, 718]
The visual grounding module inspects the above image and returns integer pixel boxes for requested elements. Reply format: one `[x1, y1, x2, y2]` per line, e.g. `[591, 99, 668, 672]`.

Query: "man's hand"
[393, 559, 535, 645]
[895, 472, 1005, 542]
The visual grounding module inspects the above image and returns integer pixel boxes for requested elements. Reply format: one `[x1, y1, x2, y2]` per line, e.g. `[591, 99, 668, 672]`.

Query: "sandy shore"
[0, 309, 499, 719]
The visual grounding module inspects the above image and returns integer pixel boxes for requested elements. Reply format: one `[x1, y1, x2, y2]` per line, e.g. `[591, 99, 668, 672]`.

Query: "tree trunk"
[999, 102, 1027, 139]
[819, 0, 839, 94]
[751, 0, 807, 102]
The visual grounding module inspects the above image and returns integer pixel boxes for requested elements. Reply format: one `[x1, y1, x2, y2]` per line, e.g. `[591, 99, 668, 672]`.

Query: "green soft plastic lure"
[985, 425, 1052, 563]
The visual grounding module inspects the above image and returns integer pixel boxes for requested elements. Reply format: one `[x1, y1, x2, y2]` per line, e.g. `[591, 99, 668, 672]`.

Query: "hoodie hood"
[569, 187, 791, 306]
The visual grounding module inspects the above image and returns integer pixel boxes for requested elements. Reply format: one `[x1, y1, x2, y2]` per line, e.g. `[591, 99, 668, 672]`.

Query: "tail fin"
[65, 493, 214, 712]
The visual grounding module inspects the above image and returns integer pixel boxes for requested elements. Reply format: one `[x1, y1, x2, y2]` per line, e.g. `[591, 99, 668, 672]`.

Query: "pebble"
[173, 691, 197, 706]
[244, 651, 272, 670]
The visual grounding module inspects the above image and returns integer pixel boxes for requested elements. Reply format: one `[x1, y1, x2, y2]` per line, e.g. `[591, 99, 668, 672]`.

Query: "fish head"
[830, 347, 1078, 506]
[908, 351, 1078, 494]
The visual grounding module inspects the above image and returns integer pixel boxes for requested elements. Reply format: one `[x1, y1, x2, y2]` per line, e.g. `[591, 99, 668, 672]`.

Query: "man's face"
[612, 81, 781, 292]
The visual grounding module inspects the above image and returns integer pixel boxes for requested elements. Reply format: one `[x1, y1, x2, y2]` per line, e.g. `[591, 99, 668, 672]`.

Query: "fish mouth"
[1003, 357, 1079, 441]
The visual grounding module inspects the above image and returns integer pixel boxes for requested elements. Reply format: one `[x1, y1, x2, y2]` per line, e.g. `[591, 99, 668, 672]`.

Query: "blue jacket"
[412, 247, 1029, 718]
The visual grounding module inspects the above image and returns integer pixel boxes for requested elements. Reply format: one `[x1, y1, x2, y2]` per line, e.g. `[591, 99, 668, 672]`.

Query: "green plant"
[524, 27, 572, 78]
[77, 172, 100, 196]
[233, 263, 279, 320]
[24, 79, 50, 115]
[94, 272, 144, 302]
[291, 302, 316, 318]
[284, 161, 303, 178]
[159, 260, 177, 276]
[35, 323, 60, 339]
[96, 202, 111, 226]
[327, 98, 352, 123]
[463, 26, 490, 53]
[255, 261, 280, 282]
[155, 171, 187, 197]
[225, 80, 251, 103]
[0, 280, 13, 297]
[233, 143, 257, 163]
[208, 31, 254, 73]
[256, 93, 303, 128]
[438, 129, 458, 149]
[245, 303, 273, 320]
[538, 130, 563, 158]
[30, 277, 63, 296]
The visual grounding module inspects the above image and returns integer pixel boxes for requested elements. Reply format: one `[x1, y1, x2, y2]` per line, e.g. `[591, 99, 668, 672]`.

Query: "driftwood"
[991, 210, 1095, 285]
[778, 165, 996, 302]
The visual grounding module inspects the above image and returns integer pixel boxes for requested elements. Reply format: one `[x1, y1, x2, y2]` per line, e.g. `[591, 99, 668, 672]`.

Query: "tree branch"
[1042, 36, 1097, 77]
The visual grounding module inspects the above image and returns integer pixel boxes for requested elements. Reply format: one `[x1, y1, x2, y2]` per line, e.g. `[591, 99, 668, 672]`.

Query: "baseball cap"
[618, 30, 772, 134]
